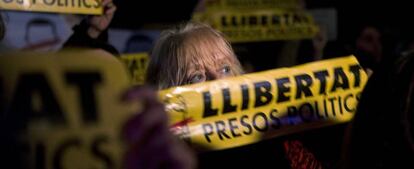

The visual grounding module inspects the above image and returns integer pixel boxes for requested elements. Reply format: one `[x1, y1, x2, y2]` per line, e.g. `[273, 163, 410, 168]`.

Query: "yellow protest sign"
[119, 53, 149, 85]
[193, 9, 318, 43]
[0, 0, 102, 15]
[161, 56, 368, 151]
[0, 50, 135, 169]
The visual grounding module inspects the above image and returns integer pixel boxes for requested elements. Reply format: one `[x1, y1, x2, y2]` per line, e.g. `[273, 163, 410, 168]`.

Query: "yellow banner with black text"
[161, 56, 368, 151]
[193, 9, 318, 43]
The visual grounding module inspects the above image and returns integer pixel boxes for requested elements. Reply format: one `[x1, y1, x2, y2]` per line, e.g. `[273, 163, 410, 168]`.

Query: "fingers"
[121, 86, 168, 144]
[102, 0, 111, 6]
[105, 4, 117, 16]
[101, 0, 116, 16]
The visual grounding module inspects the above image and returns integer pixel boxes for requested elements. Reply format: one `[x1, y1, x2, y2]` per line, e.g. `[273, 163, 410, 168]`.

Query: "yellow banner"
[0, 0, 102, 15]
[0, 50, 135, 169]
[193, 9, 318, 43]
[205, 0, 299, 11]
[161, 56, 368, 151]
[119, 53, 149, 85]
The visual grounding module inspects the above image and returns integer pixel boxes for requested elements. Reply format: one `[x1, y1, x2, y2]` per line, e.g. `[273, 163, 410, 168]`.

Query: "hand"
[312, 26, 328, 60]
[122, 86, 196, 169]
[87, 0, 117, 38]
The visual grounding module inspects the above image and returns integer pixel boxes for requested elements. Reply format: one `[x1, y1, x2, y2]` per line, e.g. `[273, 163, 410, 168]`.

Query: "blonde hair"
[146, 22, 243, 89]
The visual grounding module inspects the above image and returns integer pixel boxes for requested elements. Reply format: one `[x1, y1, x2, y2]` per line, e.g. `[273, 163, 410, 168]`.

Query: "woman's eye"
[221, 65, 231, 75]
[189, 74, 204, 84]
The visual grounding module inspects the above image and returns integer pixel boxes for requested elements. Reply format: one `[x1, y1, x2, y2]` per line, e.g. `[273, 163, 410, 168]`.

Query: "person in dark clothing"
[341, 52, 414, 168]
[63, 0, 119, 56]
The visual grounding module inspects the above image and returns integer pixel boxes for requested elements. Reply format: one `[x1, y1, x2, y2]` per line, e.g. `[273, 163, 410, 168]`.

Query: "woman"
[146, 22, 243, 89]
[144, 22, 323, 169]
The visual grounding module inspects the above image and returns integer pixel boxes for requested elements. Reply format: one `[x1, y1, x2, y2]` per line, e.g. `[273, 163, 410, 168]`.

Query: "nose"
[206, 69, 221, 81]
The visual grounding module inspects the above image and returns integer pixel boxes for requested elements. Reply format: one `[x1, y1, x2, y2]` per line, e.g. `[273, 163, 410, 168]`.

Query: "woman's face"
[184, 54, 235, 84]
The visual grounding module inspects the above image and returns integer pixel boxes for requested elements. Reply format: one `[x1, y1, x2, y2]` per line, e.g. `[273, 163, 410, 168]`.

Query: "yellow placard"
[119, 53, 149, 85]
[0, 50, 135, 169]
[193, 9, 319, 43]
[161, 56, 368, 151]
[0, 0, 102, 15]
[205, 0, 300, 11]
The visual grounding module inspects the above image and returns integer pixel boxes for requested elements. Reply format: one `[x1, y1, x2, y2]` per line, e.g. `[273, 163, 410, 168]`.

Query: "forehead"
[187, 53, 229, 71]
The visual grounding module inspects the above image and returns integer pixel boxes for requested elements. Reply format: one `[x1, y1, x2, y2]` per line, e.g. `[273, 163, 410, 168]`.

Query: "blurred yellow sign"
[0, 0, 102, 15]
[0, 50, 134, 169]
[119, 53, 149, 85]
[194, 9, 318, 43]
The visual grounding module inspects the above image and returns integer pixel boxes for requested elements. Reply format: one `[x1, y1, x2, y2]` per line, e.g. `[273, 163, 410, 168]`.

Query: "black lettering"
[338, 96, 343, 115]
[43, 0, 55, 6]
[9, 74, 65, 130]
[215, 120, 230, 140]
[231, 16, 237, 26]
[282, 13, 290, 25]
[295, 74, 313, 99]
[241, 15, 247, 26]
[269, 109, 281, 129]
[57, 0, 65, 6]
[252, 112, 268, 132]
[92, 136, 113, 169]
[331, 67, 350, 92]
[314, 70, 329, 94]
[356, 92, 361, 102]
[202, 92, 218, 118]
[129, 60, 138, 76]
[344, 94, 356, 113]
[272, 15, 281, 25]
[249, 16, 258, 26]
[287, 106, 297, 125]
[261, 15, 268, 25]
[222, 88, 237, 114]
[202, 123, 214, 143]
[241, 84, 249, 110]
[328, 97, 337, 116]
[299, 103, 314, 122]
[140, 58, 147, 70]
[53, 138, 81, 169]
[228, 118, 241, 138]
[276, 77, 290, 103]
[349, 64, 363, 88]
[292, 13, 302, 25]
[221, 16, 227, 27]
[240, 115, 252, 135]
[66, 72, 102, 124]
[254, 81, 273, 108]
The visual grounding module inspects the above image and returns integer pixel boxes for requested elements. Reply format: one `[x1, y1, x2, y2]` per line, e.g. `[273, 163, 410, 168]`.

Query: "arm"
[63, 0, 119, 56]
